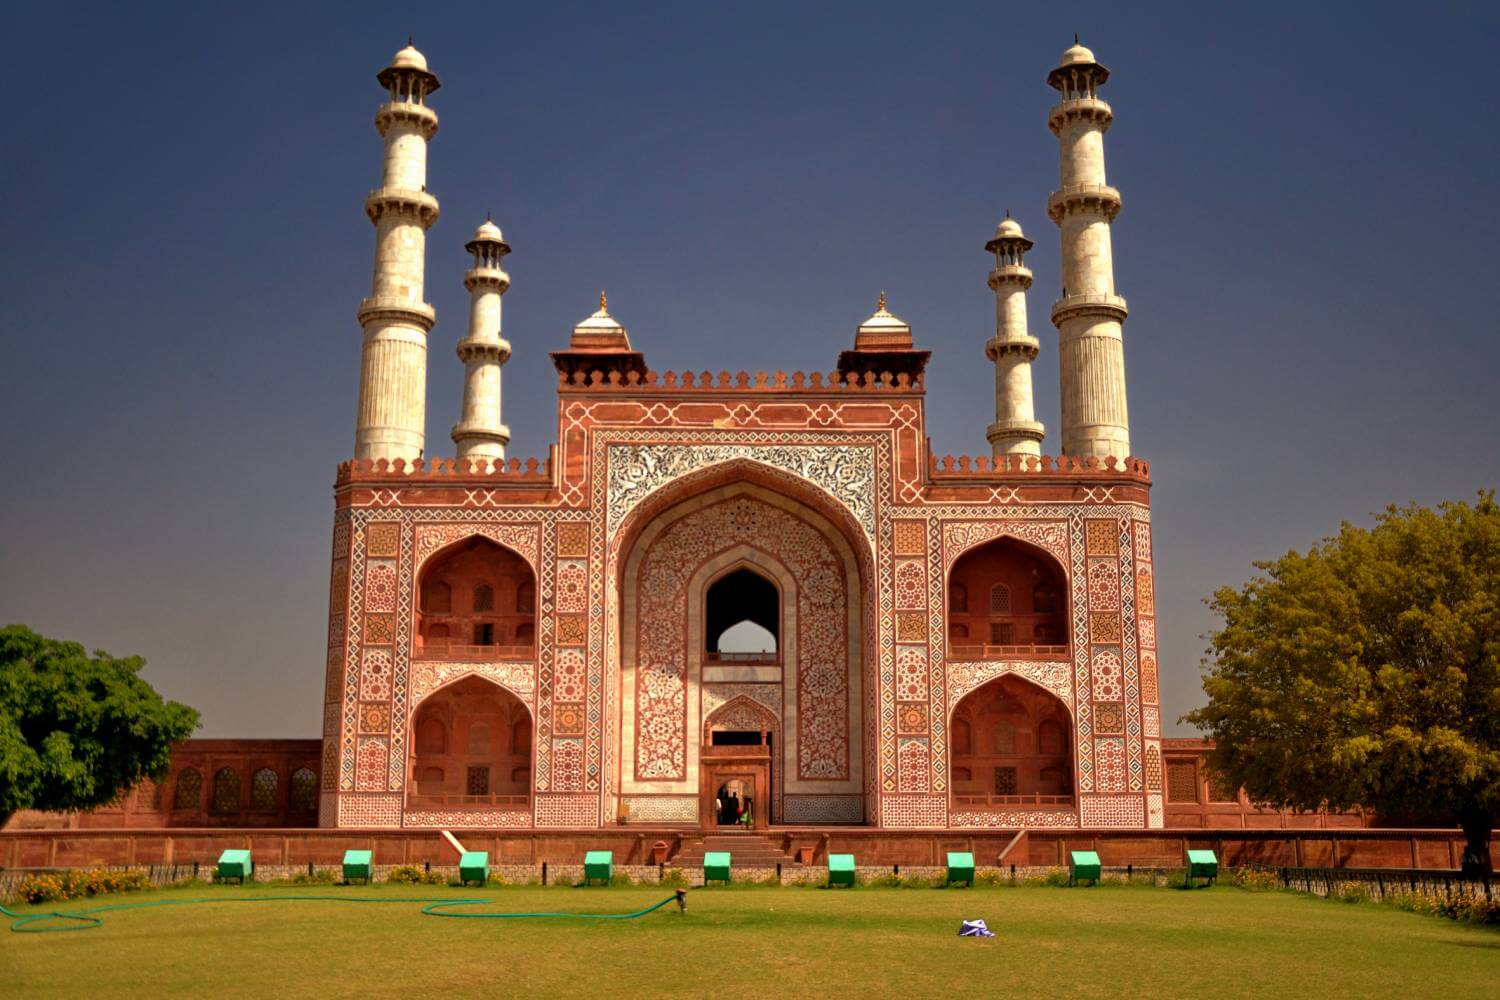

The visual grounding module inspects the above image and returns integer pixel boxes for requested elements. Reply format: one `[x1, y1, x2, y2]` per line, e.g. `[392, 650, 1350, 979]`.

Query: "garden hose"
[0, 888, 688, 934]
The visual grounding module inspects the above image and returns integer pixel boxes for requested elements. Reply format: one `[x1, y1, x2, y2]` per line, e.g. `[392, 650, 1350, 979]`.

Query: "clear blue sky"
[1, 2, 1496, 737]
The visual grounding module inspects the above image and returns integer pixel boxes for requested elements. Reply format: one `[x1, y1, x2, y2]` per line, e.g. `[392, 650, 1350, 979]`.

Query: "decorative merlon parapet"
[555, 368, 926, 392]
[929, 452, 1151, 481]
[336, 453, 552, 483]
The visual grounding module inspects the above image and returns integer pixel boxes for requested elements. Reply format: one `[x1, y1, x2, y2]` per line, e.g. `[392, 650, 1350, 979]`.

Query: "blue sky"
[1, 1, 1496, 736]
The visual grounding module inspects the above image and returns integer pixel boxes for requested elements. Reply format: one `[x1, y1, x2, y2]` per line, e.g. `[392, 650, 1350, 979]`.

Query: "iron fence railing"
[1246, 863, 1493, 901]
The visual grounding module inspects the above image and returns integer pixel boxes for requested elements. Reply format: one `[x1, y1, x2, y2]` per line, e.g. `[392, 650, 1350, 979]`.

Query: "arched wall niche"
[405, 674, 533, 809]
[948, 673, 1073, 812]
[612, 471, 873, 824]
[413, 536, 537, 659]
[947, 535, 1070, 658]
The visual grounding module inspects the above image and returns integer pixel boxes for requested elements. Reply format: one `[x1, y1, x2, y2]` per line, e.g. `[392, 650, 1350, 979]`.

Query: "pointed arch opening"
[414, 536, 536, 661]
[949, 674, 1073, 811]
[704, 565, 781, 663]
[406, 675, 532, 810]
[948, 536, 1069, 660]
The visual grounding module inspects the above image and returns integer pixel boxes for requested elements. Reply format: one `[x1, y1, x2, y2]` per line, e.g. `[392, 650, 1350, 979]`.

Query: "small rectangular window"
[466, 766, 490, 796]
[989, 622, 1014, 645]
[473, 623, 494, 645]
[994, 767, 1018, 795]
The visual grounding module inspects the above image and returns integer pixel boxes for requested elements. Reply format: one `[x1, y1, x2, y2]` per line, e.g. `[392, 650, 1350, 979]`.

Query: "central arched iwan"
[615, 476, 872, 824]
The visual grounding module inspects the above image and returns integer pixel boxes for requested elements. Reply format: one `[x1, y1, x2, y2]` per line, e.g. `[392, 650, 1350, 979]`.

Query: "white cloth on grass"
[958, 919, 995, 938]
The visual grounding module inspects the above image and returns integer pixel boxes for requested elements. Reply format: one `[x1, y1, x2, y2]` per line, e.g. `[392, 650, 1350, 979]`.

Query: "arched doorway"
[950, 674, 1072, 813]
[702, 697, 779, 828]
[616, 477, 871, 827]
[414, 538, 536, 660]
[407, 676, 532, 810]
[947, 536, 1069, 659]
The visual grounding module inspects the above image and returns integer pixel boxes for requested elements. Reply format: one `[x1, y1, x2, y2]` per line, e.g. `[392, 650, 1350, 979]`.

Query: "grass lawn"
[2, 881, 1496, 998]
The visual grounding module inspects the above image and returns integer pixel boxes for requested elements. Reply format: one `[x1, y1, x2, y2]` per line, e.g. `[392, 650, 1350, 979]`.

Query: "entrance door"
[699, 751, 769, 830]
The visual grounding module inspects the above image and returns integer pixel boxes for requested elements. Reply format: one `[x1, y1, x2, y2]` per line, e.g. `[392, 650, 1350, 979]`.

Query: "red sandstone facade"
[316, 334, 1175, 832]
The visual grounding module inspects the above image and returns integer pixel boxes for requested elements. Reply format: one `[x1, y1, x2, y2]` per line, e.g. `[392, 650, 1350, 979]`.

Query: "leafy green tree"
[1186, 494, 1499, 875]
[0, 625, 198, 826]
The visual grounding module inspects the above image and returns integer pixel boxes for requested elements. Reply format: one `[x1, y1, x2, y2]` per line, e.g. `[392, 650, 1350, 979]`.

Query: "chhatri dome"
[390, 42, 429, 72]
[841, 291, 928, 379]
[1059, 41, 1096, 67]
[993, 215, 1025, 240]
[466, 218, 510, 256]
[471, 219, 505, 242]
[574, 291, 626, 337]
[856, 292, 911, 340]
[377, 39, 440, 94]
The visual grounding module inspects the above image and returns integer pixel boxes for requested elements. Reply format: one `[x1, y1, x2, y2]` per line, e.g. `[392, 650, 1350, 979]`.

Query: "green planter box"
[217, 849, 253, 884]
[458, 851, 489, 886]
[946, 851, 975, 886]
[342, 849, 373, 884]
[827, 853, 856, 887]
[1069, 850, 1102, 885]
[584, 850, 614, 885]
[1186, 849, 1219, 884]
[704, 851, 732, 885]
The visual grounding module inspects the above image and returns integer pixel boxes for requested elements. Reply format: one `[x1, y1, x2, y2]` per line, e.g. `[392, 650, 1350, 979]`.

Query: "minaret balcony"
[1047, 97, 1113, 136]
[463, 266, 511, 292]
[358, 297, 436, 331]
[364, 186, 441, 226]
[1050, 293, 1128, 327]
[456, 337, 512, 363]
[985, 335, 1040, 361]
[986, 418, 1046, 445]
[1046, 183, 1121, 223]
[987, 264, 1034, 290]
[451, 422, 512, 450]
[374, 101, 439, 138]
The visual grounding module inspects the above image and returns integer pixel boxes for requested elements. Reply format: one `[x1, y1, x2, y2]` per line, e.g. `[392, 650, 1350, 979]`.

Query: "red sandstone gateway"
[312, 38, 1172, 837]
[8, 41, 1402, 858]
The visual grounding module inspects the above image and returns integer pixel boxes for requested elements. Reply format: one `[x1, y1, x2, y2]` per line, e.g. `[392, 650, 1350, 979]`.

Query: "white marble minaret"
[353, 42, 441, 463]
[985, 215, 1045, 457]
[1046, 38, 1131, 460]
[451, 220, 512, 464]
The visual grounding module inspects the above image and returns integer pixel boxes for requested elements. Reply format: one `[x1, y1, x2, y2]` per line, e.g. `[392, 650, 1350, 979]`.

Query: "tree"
[0, 625, 199, 826]
[1185, 494, 1500, 876]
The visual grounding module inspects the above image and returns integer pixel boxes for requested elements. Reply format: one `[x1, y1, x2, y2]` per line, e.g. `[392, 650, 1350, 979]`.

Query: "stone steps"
[673, 833, 796, 868]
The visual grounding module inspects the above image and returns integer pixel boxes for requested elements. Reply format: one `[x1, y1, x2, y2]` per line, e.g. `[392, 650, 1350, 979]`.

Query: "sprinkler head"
[675, 889, 687, 912]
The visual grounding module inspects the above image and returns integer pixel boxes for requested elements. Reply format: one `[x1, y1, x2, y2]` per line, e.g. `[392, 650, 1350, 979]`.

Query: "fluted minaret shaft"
[452, 223, 512, 464]
[1047, 41, 1130, 459]
[985, 218, 1044, 457]
[354, 45, 441, 463]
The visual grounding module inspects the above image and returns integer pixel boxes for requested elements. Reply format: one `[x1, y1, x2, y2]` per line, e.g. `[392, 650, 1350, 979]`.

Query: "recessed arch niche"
[414, 537, 536, 658]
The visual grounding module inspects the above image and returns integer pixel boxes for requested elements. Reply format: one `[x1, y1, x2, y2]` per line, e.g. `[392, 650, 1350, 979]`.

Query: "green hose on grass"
[1, 888, 689, 934]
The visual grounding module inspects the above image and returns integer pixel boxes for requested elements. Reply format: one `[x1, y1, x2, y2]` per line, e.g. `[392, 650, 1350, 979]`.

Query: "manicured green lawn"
[3, 882, 1496, 998]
